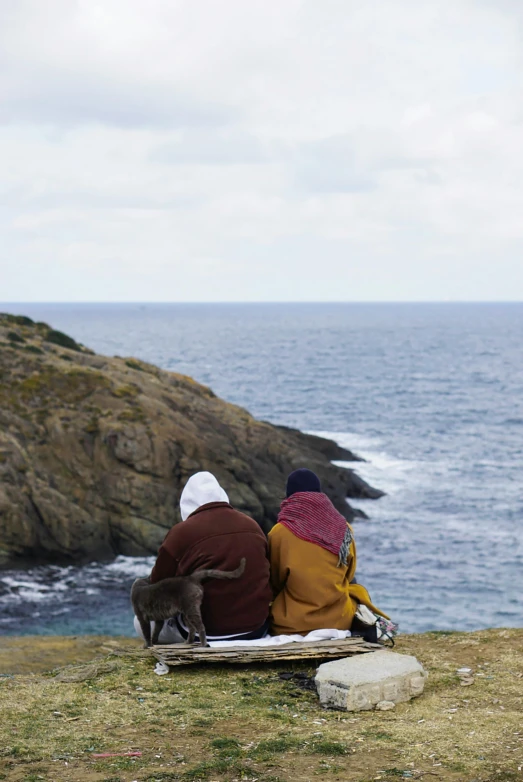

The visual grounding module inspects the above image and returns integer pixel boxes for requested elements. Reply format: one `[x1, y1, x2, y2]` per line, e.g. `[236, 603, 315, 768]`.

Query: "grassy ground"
[0, 629, 521, 782]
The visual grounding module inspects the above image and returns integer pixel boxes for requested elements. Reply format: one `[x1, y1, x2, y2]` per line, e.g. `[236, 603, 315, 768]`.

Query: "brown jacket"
[150, 501, 271, 636]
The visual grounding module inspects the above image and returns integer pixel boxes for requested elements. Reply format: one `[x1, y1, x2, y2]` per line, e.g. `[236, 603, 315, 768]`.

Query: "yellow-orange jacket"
[268, 522, 388, 636]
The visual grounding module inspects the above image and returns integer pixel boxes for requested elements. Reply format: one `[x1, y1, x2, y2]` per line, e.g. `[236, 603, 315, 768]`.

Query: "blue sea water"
[0, 302, 522, 636]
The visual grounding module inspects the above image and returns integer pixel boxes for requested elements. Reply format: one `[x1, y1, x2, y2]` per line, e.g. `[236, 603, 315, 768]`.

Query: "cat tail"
[190, 558, 246, 583]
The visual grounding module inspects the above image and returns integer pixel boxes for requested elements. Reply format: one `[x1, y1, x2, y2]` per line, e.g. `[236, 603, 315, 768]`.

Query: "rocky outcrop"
[0, 313, 384, 566]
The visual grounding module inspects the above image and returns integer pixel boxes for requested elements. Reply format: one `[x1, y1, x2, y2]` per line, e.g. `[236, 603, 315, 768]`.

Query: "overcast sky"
[1, 0, 523, 302]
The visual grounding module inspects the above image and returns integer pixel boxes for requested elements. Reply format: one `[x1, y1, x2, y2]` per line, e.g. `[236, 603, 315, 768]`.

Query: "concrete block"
[315, 650, 427, 711]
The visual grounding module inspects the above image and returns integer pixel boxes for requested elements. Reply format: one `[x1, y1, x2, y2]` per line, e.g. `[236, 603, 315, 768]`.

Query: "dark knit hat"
[286, 468, 322, 498]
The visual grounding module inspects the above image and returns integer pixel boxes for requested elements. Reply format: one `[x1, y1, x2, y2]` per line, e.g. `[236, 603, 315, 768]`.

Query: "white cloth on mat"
[134, 616, 351, 649]
[208, 628, 351, 648]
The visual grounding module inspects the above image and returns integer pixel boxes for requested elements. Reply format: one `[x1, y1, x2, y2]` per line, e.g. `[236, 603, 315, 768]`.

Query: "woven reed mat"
[151, 637, 381, 667]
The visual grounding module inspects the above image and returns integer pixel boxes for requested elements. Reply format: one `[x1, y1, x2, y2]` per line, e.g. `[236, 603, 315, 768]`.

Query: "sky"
[1, 0, 523, 302]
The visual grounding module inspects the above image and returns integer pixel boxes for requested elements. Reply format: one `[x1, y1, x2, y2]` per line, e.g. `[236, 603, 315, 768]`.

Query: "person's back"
[269, 468, 388, 636]
[269, 522, 355, 634]
[149, 472, 271, 638]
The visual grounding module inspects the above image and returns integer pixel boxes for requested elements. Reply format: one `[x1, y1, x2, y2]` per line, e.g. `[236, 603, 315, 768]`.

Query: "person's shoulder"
[268, 522, 291, 540]
[184, 504, 265, 538]
[228, 508, 267, 534]
[161, 516, 193, 542]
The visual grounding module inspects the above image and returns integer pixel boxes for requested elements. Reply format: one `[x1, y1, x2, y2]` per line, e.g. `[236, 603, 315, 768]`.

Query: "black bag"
[350, 615, 379, 643]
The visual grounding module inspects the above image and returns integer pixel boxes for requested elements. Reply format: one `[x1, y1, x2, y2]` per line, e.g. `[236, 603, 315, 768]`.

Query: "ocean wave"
[100, 555, 155, 577]
[0, 577, 63, 603]
[309, 429, 422, 496]
[0, 555, 154, 614]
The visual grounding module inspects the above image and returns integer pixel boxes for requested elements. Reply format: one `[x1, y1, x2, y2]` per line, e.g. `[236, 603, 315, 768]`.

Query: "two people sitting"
[134, 468, 388, 645]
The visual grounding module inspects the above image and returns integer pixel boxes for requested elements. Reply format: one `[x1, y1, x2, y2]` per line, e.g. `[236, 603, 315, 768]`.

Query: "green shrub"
[125, 359, 145, 372]
[45, 329, 81, 352]
[210, 737, 240, 750]
[308, 740, 349, 755]
[18, 368, 108, 404]
[112, 384, 139, 398]
[24, 345, 44, 355]
[7, 331, 25, 344]
[1, 314, 34, 326]
[118, 406, 146, 423]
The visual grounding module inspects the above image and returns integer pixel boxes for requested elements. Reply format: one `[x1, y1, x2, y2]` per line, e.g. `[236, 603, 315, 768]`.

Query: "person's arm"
[149, 543, 179, 583]
[268, 525, 290, 597]
[149, 524, 187, 583]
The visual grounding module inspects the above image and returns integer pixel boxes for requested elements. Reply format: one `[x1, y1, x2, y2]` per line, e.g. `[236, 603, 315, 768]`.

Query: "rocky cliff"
[0, 313, 383, 566]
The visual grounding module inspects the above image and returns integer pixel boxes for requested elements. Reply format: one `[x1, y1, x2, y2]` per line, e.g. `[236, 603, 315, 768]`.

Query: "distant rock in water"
[0, 313, 384, 566]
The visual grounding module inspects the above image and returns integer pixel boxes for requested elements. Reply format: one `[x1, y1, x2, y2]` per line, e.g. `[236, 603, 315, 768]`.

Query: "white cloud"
[1, 0, 523, 301]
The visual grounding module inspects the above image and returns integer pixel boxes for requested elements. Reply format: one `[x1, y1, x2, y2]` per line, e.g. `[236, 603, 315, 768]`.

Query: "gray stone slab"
[315, 650, 427, 711]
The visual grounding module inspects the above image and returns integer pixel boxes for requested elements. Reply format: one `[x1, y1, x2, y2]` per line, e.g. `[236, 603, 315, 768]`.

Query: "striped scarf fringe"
[338, 524, 354, 567]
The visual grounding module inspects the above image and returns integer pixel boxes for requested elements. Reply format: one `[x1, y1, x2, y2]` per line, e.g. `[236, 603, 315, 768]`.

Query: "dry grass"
[0, 629, 521, 782]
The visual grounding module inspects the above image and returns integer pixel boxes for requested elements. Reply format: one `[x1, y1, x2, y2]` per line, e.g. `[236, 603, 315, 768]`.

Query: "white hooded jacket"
[179, 471, 229, 521]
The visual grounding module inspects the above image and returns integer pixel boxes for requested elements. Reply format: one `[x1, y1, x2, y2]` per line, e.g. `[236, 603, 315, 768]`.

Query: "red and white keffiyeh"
[276, 491, 353, 566]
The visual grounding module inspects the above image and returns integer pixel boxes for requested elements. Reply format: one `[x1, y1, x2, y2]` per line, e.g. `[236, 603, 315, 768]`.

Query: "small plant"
[182, 757, 239, 780]
[308, 739, 349, 756]
[250, 736, 301, 759]
[210, 737, 241, 750]
[24, 345, 44, 355]
[112, 384, 140, 398]
[125, 359, 145, 372]
[365, 730, 393, 740]
[118, 406, 146, 423]
[45, 329, 82, 352]
[84, 417, 100, 434]
[4, 745, 27, 757]
[7, 331, 25, 343]
[1, 313, 34, 326]
[209, 737, 242, 757]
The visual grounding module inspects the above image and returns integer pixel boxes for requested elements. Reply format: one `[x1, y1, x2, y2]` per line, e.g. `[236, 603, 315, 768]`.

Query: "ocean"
[1, 302, 522, 636]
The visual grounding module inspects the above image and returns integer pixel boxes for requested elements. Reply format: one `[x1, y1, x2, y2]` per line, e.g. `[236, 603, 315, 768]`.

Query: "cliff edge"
[0, 313, 383, 566]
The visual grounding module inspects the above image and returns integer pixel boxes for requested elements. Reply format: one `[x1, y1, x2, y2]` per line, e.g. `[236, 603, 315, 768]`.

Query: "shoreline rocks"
[0, 313, 384, 567]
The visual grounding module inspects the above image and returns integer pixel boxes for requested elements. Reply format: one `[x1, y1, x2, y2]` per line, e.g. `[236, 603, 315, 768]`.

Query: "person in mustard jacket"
[269, 468, 388, 636]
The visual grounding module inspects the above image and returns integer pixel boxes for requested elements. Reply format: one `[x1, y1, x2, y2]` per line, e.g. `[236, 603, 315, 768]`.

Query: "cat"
[131, 558, 246, 648]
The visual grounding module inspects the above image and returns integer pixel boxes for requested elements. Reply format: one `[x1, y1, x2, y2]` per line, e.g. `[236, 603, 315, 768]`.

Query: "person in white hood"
[134, 471, 272, 644]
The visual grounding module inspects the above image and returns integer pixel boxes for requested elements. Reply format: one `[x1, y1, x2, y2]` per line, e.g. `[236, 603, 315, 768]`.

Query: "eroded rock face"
[0, 314, 384, 566]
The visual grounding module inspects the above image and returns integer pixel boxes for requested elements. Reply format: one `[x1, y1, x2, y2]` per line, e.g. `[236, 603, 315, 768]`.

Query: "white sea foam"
[0, 555, 154, 611]
[309, 429, 420, 496]
[0, 577, 54, 602]
[101, 555, 154, 577]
